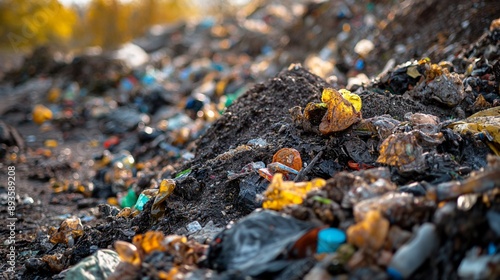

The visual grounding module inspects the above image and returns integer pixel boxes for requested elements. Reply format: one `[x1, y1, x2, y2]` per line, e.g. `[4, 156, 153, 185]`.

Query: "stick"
[294, 150, 324, 182]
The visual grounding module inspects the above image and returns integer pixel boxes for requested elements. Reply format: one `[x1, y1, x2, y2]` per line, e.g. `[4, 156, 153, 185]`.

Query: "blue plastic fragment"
[134, 193, 151, 211]
[355, 59, 365, 71]
[387, 267, 403, 280]
[316, 228, 346, 253]
[488, 242, 497, 255]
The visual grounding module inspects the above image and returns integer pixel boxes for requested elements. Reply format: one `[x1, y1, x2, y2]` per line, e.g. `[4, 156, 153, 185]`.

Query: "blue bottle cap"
[387, 267, 403, 280]
[317, 228, 346, 253]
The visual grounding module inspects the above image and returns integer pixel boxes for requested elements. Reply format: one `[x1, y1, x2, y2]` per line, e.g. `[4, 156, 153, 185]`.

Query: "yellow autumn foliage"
[0, 0, 200, 51]
[0, 0, 76, 51]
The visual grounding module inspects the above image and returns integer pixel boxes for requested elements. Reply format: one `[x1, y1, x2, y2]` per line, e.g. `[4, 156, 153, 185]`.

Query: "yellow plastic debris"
[107, 197, 119, 206]
[151, 179, 176, 219]
[32, 104, 53, 125]
[449, 106, 500, 155]
[114, 240, 141, 266]
[339, 89, 362, 113]
[44, 139, 58, 148]
[346, 210, 389, 250]
[262, 173, 326, 210]
[47, 88, 61, 103]
[319, 88, 362, 135]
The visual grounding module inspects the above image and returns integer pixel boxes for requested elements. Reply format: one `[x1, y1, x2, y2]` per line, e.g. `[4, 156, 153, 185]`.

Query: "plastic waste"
[112, 230, 205, 279]
[227, 161, 265, 180]
[268, 162, 300, 175]
[411, 70, 465, 107]
[174, 168, 192, 179]
[32, 104, 53, 125]
[319, 88, 362, 135]
[186, 221, 202, 233]
[258, 167, 274, 181]
[44, 139, 58, 148]
[151, 179, 175, 218]
[354, 39, 374, 57]
[426, 163, 500, 201]
[132, 231, 166, 255]
[449, 106, 500, 155]
[339, 89, 362, 113]
[272, 148, 302, 171]
[378, 60, 424, 95]
[317, 228, 346, 254]
[41, 254, 64, 272]
[64, 250, 120, 280]
[263, 173, 326, 210]
[49, 217, 84, 246]
[102, 107, 145, 134]
[387, 223, 439, 279]
[237, 173, 269, 212]
[133, 189, 157, 211]
[377, 130, 444, 172]
[207, 210, 315, 276]
[188, 220, 223, 244]
[119, 188, 137, 208]
[354, 192, 435, 228]
[346, 210, 389, 250]
[487, 210, 500, 236]
[247, 138, 268, 147]
[114, 240, 141, 266]
[457, 251, 500, 279]
[355, 115, 401, 140]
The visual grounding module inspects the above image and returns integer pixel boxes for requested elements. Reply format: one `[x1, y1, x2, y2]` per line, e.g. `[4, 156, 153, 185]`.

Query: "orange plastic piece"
[116, 207, 132, 218]
[49, 217, 84, 245]
[44, 139, 58, 148]
[263, 173, 326, 210]
[158, 267, 179, 280]
[32, 104, 53, 125]
[346, 210, 389, 250]
[272, 148, 302, 171]
[114, 240, 141, 266]
[132, 231, 166, 255]
[155, 179, 176, 205]
[319, 88, 361, 135]
[151, 179, 176, 219]
[41, 254, 64, 272]
[347, 160, 375, 171]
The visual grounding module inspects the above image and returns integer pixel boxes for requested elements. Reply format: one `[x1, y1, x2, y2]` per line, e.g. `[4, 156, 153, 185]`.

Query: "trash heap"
[0, 1, 499, 280]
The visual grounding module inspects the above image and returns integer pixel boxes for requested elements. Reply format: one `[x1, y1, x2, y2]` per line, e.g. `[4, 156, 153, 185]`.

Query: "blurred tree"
[84, 0, 132, 49]
[0, 0, 199, 52]
[0, 0, 76, 52]
[82, 0, 198, 50]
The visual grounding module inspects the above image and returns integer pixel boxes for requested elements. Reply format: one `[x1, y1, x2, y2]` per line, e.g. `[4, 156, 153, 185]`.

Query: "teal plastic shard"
[121, 188, 138, 208]
[134, 193, 150, 211]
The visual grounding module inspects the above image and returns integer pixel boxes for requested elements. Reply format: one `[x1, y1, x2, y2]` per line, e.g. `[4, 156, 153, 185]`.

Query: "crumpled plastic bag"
[319, 88, 362, 134]
[207, 210, 315, 277]
[64, 250, 120, 280]
[449, 106, 500, 155]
